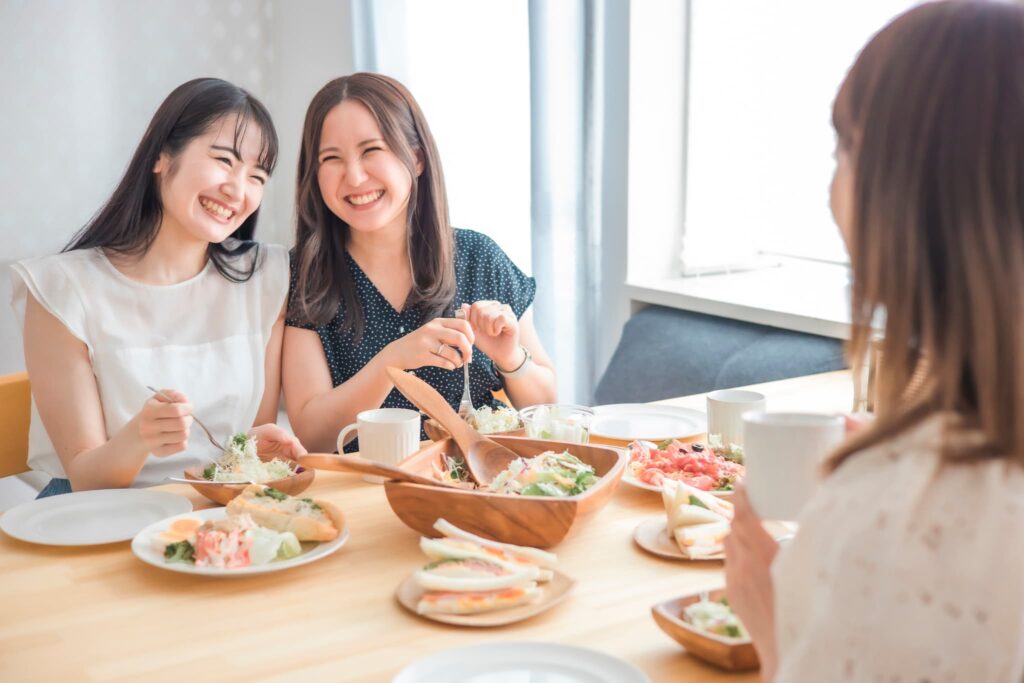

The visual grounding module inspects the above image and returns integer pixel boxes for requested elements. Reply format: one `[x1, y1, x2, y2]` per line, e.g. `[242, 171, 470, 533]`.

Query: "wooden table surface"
[0, 371, 852, 683]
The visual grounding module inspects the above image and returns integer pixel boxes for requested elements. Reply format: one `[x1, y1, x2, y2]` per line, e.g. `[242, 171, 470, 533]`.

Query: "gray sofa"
[594, 306, 847, 404]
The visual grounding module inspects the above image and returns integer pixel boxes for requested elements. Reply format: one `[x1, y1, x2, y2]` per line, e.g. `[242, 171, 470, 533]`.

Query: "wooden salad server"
[385, 366, 520, 486]
[298, 453, 456, 489]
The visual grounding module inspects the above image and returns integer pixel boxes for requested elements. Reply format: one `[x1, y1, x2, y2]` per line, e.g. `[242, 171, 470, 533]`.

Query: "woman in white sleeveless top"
[724, 3, 1024, 681]
[10, 78, 304, 497]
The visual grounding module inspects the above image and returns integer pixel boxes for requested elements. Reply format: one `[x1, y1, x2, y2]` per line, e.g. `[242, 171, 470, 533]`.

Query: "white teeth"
[348, 189, 384, 206]
[200, 198, 234, 219]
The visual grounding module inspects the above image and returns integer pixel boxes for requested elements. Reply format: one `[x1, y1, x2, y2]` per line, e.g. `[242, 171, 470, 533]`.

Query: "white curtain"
[351, 0, 630, 404]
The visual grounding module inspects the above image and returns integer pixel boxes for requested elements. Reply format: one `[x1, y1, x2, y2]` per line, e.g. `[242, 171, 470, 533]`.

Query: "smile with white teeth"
[347, 189, 385, 206]
[199, 197, 236, 220]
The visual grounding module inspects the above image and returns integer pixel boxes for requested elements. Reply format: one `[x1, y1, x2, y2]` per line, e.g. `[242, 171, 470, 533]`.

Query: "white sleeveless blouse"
[9, 243, 289, 489]
[772, 414, 1024, 681]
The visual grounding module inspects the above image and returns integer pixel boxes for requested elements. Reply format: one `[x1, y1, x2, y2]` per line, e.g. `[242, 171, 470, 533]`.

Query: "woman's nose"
[222, 169, 245, 199]
[345, 160, 368, 186]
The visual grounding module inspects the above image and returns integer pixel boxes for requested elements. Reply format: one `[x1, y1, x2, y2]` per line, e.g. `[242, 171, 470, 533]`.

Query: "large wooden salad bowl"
[383, 435, 627, 548]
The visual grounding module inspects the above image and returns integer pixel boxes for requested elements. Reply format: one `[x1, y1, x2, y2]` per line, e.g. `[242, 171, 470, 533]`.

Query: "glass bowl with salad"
[182, 433, 314, 506]
[518, 404, 595, 444]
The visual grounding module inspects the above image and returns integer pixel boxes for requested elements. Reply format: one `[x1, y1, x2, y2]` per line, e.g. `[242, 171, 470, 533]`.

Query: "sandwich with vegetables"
[662, 479, 734, 559]
[414, 519, 558, 615]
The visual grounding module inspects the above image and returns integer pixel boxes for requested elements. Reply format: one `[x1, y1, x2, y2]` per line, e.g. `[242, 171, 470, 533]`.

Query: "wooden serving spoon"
[386, 366, 520, 486]
[298, 453, 455, 488]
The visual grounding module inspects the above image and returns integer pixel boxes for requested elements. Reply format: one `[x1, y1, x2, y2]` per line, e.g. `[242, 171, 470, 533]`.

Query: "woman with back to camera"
[283, 73, 556, 453]
[11, 78, 304, 498]
[724, 2, 1024, 680]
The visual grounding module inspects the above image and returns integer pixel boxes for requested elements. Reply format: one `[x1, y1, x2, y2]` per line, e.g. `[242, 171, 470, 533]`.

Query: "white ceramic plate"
[591, 404, 706, 442]
[1, 489, 193, 546]
[633, 517, 792, 562]
[392, 642, 650, 683]
[620, 471, 734, 497]
[131, 507, 349, 576]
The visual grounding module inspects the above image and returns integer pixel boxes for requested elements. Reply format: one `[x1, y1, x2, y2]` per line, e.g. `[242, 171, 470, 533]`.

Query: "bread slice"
[226, 485, 342, 542]
[417, 583, 540, 615]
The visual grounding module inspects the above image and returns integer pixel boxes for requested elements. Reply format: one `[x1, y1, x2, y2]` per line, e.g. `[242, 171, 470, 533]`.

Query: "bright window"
[682, 0, 920, 268]
[368, 0, 533, 273]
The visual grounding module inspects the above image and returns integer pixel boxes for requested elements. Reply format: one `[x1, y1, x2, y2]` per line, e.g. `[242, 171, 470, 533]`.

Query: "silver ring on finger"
[435, 342, 446, 356]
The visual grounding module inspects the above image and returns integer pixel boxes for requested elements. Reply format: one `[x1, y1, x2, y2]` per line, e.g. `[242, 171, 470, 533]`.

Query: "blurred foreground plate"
[393, 642, 650, 683]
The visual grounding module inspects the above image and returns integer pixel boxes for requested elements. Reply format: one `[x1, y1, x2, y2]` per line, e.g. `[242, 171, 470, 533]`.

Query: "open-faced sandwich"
[414, 519, 558, 615]
[662, 479, 734, 559]
[156, 485, 343, 570]
[226, 484, 343, 542]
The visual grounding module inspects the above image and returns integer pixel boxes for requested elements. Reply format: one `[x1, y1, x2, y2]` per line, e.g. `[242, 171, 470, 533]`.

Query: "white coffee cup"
[707, 389, 767, 448]
[741, 412, 846, 520]
[337, 408, 421, 483]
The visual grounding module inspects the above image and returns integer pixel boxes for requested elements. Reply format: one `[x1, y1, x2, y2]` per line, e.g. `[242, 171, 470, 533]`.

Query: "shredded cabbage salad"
[488, 450, 599, 497]
[682, 596, 749, 640]
[203, 433, 296, 483]
[466, 405, 521, 434]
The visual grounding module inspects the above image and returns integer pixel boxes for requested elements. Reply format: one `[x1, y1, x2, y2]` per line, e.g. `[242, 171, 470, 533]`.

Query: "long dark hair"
[65, 78, 279, 282]
[290, 73, 455, 339]
[828, 0, 1024, 469]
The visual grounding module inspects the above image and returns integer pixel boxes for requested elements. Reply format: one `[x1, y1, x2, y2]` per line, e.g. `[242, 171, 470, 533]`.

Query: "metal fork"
[453, 308, 474, 421]
[458, 358, 473, 420]
[145, 385, 227, 454]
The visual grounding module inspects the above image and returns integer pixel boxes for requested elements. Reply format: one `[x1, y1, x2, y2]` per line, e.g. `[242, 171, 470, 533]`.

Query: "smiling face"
[153, 114, 269, 245]
[316, 99, 421, 238]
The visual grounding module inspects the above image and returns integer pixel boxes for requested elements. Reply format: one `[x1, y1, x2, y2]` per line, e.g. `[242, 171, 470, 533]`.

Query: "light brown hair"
[290, 73, 455, 339]
[830, 0, 1024, 469]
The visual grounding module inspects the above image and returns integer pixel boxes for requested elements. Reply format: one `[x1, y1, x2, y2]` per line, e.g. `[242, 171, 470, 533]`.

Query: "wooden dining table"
[0, 371, 852, 683]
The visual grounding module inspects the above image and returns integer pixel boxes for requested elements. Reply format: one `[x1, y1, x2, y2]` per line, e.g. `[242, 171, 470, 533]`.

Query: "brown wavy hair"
[289, 73, 455, 340]
[829, 0, 1024, 469]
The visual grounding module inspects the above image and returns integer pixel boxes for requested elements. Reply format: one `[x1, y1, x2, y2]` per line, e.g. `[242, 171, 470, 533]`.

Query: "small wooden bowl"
[650, 589, 759, 671]
[182, 455, 314, 506]
[383, 435, 626, 548]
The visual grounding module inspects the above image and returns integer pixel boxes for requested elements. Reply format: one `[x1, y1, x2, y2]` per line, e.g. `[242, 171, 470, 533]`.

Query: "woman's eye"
[250, 175, 267, 185]
[216, 156, 232, 166]
[320, 155, 339, 163]
[364, 146, 383, 154]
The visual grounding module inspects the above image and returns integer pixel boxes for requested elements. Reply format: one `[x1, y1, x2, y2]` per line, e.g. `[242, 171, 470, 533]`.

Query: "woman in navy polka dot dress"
[282, 73, 557, 452]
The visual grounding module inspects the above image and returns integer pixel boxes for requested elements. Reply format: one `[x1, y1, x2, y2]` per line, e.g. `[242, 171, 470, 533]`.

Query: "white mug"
[337, 408, 421, 483]
[741, 412, 845, 520]
[706, 389, 766, 448]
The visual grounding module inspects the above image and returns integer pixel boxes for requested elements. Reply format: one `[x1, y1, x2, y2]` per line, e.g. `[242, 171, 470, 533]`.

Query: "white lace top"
[773, 414, 1024, 681]
[9, 243, 289, 489]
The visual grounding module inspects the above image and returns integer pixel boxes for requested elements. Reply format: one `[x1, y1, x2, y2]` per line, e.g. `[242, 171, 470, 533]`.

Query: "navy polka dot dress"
[286, 229, 536, 451]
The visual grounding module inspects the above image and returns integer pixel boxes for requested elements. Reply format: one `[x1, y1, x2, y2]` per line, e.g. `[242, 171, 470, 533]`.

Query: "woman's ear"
[153, 152, 169, 175]
[415, 151, 425, 177]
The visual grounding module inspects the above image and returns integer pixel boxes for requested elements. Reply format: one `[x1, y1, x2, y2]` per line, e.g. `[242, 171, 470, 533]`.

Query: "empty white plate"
[591, 404, 706, 442]
[1, 489, 193, 546]
[392, 642, 650, 683]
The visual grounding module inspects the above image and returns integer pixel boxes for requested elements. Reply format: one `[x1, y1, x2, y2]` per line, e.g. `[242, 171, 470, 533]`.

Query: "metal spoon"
[145, 385, 226, 454]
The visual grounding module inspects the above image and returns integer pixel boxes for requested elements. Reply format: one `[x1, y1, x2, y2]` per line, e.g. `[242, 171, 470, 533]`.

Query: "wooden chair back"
[0, 372, 31, 478]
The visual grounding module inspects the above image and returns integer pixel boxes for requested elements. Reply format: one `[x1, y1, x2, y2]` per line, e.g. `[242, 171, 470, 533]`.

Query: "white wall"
[0, 0, 354, 374]
[0, 0, 354, 509]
